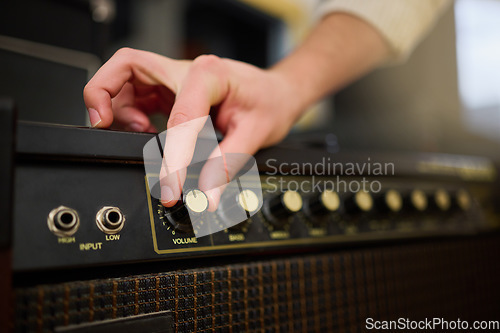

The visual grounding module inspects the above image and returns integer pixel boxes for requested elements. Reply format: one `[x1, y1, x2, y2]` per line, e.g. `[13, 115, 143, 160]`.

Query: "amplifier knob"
[264, 190, 303, 226]
[404, 189, 428, 212]
[238, 189, 260, 213]
[374, 189, 403, 213]
[305, 190, 341, 217]
[163, 189, 208, 233]
[344, 191, 373, 214]
[429, 189, 451, 212]
[452, 189, 472, 211]
[223, 189, 260, 231]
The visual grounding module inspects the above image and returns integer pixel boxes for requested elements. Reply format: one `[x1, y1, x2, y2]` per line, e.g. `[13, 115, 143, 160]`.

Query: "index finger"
[160, 55, 230, 206]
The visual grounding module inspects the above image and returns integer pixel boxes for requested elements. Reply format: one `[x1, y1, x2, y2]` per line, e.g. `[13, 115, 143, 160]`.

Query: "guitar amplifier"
[6, 121, 500, 332]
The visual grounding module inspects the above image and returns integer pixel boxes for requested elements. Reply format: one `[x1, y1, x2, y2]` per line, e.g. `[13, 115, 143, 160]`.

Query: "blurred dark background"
[1, 0, 499, 160]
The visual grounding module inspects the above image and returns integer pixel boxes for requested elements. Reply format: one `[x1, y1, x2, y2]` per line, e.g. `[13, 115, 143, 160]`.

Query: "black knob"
[264, 190, 303, 226]
[220, 189, 260, 231]
[403, 189, 428, 212]
[305, 190, 341, 217]
[374, 189, 403, 213]
[344, 191, 373, 214]
[428, 188, 451, 212]
[162, 189, 209, 233]
[451, 189, 472, 211]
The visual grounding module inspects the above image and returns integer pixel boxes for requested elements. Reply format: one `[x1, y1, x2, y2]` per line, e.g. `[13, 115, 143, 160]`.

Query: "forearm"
[271, 13, 390, 113]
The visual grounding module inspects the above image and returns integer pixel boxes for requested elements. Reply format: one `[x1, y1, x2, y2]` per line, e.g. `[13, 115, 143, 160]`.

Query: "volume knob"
[163, 189, 209, 233]
[264, 190, 303, 227]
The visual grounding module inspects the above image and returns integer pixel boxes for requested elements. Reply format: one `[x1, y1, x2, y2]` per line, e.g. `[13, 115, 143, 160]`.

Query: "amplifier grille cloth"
[14, 235, 500, 332]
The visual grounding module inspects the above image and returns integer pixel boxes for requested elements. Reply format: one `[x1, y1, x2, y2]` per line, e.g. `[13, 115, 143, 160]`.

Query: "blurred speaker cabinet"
[13, 234, 500, 332]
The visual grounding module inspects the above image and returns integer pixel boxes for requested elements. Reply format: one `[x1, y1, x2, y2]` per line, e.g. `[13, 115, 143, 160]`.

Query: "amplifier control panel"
[147, 175, 488, 256]
[12, 123, 500, 271]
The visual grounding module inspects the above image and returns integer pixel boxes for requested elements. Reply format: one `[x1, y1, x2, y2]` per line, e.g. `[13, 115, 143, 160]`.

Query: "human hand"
[84, 48, 305, 209]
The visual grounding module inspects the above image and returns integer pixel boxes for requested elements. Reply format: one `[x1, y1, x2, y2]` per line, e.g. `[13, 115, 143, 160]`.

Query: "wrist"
[267, 65, 312, 121]
[269, 13, 390, 116]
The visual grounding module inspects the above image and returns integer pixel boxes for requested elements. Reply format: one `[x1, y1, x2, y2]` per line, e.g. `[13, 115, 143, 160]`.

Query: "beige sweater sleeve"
[316, 0, 452, 61]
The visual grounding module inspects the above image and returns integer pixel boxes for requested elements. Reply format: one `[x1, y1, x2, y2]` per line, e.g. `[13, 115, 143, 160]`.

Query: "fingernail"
[161, 186, 174, 204]
[88, 108, 101, 127]
[127, 122, 144, 132]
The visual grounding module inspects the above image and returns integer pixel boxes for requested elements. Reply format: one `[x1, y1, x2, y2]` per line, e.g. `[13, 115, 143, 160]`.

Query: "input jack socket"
[96, 206, 125, 234]
[47, 206, 80, 237]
